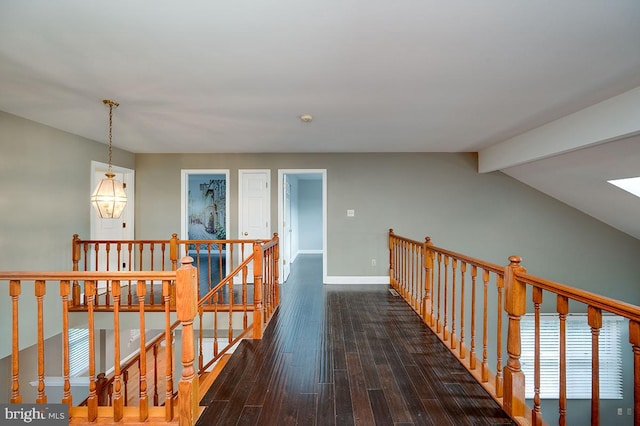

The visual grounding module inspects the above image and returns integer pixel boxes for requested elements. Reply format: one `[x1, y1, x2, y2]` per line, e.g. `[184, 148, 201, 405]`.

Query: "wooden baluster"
[389, 230, 395, 288]
[153, 345, 159, 406]
[443, 255, 450, 341]
[557, 295, 568, 426]
[150, 243, 155, 305]
[72, 235, 81, 306]
[217, 242, 222, 283]
[139, 243, 144, 271]
[94, 244, 101, 306]
[112, 281, 123, 421]
[496, 275, 504, 398]
[253, 243, 264, 338]
[117, 243, 122, 271]
[470, 266, 477, 370]
[128, 242, 133, 306]
[451, 259, 457, 349]
[137, 280, 148, 421]
[105, 243, 111, 306]
[198, 306, 204, 371]
[60, 280, 72, 407]
[243, 255, 248, 329]
[482, 269, 489, 382]
[503, 256, 526, 418]
[229, 267, 234, 343]
[459, 262, 466, 359]
[122, 369, 129, 406]
[177, 256, 199, 426]
[629, 320, 640, 426]
[86, 280, 98, 421]
[588, 306, 602, 426]
[214, 296, 220, 357]
[429, 250, 435, 326]
[161, 243, 167, 271]
[404, 241, 409, 299]
[10, 280, 22, 403]
[532, 287, 543, 426]
[423, 237, 433, 324]
[436, 253, 442, 333]
[273, 235, 280, 307]
[35, 280, 47, 403]
[413, 243, 418, 310]
[163, 280, 174, 420]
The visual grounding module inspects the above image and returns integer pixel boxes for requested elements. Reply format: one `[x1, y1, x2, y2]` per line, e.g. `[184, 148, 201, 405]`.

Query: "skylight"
[608, 177, 640, 198]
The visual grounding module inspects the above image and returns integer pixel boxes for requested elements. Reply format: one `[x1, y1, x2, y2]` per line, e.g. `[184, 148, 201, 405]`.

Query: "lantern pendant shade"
[91, 173, 127, 219]
[91, 99, 127, 219]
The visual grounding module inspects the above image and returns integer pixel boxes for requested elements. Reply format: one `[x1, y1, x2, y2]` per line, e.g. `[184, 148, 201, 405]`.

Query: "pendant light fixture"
[90, 99, 127, 219]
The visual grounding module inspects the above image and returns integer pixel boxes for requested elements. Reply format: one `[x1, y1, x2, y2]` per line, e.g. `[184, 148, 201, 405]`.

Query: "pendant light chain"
[108, 102, 113, 171]
[103, 99, 119, 175]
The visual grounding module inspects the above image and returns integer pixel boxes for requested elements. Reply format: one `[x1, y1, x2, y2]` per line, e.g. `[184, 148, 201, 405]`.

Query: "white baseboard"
[323, 275, 390, 285]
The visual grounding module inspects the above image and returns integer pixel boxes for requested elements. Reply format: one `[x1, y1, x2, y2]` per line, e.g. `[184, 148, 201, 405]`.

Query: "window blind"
[68, 328, 90, 377]
[520, 314, 623, 400]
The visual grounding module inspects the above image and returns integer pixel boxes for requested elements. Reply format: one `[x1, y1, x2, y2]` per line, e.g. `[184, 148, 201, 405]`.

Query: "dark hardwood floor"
[198, 254, 516, 426]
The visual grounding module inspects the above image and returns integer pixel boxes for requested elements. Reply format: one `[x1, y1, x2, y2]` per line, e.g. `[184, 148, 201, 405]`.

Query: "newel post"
[503, 256, 527, 418]
[253, 241, 264, 338]
[170, 233, 179, 271]
[177, 256, 199, 426]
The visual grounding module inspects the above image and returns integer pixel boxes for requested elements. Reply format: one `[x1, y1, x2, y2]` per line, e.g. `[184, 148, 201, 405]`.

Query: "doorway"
[277, 169, 327, 283]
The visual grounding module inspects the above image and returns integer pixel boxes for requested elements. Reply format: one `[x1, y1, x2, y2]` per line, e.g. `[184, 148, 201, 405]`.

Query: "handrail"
[515, 270, 640, 321]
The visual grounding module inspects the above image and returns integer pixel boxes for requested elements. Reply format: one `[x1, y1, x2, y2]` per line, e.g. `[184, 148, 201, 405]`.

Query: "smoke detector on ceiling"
[299, 114, 313, 123]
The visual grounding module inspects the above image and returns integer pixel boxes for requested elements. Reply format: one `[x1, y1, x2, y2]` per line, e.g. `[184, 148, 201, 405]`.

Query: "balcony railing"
[389, 229, 640, 426]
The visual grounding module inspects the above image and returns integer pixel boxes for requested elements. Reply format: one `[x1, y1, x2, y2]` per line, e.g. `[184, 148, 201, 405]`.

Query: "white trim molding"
[324, 275, 390, 285]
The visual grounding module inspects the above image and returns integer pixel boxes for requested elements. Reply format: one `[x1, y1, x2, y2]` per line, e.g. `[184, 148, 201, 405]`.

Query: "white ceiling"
[1, 1, 640, 238]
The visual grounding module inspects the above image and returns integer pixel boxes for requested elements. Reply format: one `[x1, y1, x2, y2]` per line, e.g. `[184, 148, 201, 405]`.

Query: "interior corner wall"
[0, 110, 135, 359]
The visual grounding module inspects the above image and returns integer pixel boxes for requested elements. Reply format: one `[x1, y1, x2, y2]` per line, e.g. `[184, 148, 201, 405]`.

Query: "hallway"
[197, 254, 516, 425]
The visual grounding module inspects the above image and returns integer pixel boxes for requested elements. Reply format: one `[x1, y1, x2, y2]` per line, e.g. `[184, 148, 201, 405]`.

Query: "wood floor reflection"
[197, 254, 516, 426]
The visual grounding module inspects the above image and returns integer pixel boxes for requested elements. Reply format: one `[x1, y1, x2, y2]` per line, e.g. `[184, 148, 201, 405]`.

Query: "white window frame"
[520, 313, 623, 400]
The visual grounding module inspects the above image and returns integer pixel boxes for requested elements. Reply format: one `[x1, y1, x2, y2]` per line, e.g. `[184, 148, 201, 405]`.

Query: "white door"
[238, 170, 271, 281]
[90, 162, 135, 290]
[281, 176, 292, 281]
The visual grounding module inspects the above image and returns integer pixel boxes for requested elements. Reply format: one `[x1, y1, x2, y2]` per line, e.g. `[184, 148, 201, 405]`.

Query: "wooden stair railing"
[71, 234, 266, 311]
[389, 229, 640, 426]
[2, 234, 280, 425]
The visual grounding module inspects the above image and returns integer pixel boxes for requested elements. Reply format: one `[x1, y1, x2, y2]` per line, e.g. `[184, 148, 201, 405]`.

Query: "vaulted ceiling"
[1, 1, 639, 238]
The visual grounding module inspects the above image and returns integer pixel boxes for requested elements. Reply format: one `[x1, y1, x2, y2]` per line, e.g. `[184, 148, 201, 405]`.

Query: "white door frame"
[277, 169, 327, 284]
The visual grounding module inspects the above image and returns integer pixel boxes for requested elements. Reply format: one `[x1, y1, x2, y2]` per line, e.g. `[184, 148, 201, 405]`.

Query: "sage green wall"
[0, 111, 135, 402]
[135, 152, 640, 303]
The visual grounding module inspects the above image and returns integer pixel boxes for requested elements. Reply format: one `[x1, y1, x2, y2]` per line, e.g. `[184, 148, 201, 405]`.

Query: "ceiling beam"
[478, 86, 640, 173]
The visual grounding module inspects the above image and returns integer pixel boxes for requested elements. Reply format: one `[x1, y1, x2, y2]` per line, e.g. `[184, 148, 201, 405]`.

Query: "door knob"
[243, 232, 249, 236]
